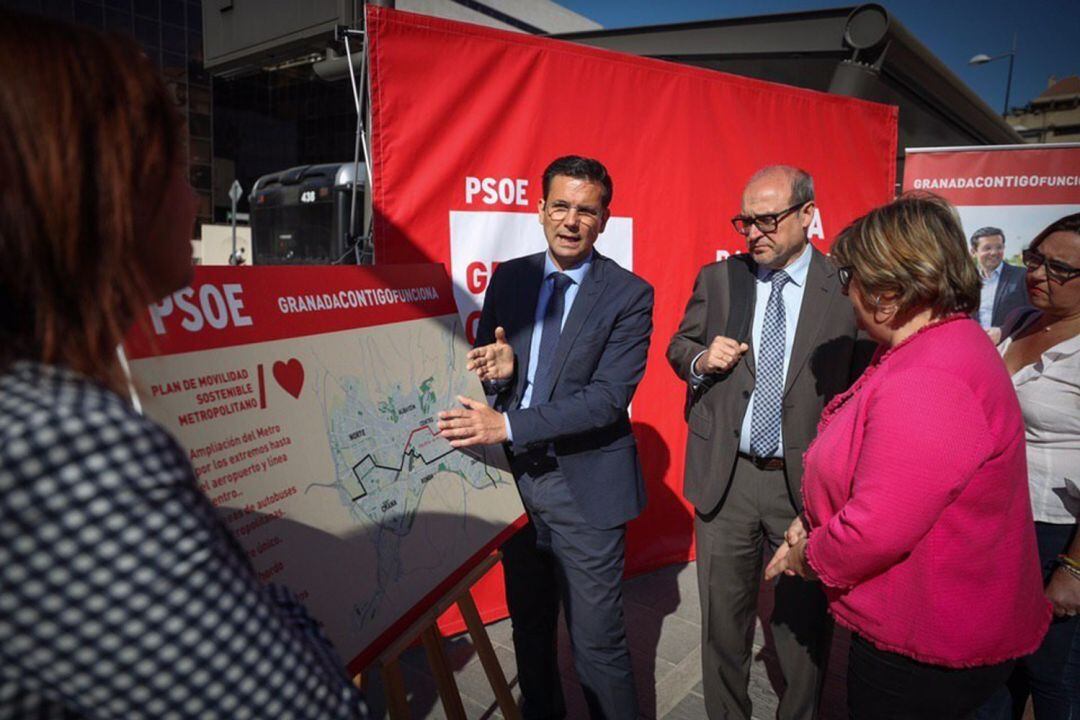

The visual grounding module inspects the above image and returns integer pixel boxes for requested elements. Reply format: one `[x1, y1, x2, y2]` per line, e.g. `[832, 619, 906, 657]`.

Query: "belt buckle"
[741, 452, 783, 471]
[760, 456, 784, 471]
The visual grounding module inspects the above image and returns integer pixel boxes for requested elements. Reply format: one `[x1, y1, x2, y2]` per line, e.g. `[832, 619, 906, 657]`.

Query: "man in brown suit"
[667, 166, 870, 720]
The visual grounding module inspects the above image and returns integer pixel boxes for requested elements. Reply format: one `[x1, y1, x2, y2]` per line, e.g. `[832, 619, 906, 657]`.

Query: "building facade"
[4, 0, 213, 234]
[1009, 76, 1080, 144]
[3, 0, 596, 241]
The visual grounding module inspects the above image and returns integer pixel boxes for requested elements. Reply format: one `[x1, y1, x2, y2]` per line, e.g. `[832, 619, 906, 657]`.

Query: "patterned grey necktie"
[749, 270, 791, 457]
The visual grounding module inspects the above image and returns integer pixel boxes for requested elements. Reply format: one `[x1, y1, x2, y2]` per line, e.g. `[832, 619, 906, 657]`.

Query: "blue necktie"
[529, 272, 572, 405]
[750, 270, 791, 457]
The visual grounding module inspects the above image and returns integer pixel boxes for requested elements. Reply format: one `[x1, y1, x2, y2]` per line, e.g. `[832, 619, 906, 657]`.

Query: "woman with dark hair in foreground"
[979, 213, 1080, 719]
[766, 194, 1050, 719]
[0, 12, 367, 718]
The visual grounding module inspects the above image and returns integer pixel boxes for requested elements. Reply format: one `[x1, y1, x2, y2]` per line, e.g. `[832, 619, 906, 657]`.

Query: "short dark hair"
[541, 155, 613, 208]
[969, 226, 1005, 251]
[1030, 213, 1080, 251]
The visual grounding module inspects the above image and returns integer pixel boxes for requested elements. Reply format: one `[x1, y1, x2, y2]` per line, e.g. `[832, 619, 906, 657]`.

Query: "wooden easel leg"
[458, 591, 521, 720]
[421, 625, 467, 720]
[363, 555, 515, 720]
[381, 658, 411, 720]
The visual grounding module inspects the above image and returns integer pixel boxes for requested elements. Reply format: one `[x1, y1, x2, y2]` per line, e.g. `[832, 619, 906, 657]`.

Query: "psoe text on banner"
[465, 176, 529, 206]
[149, 283, 254, 335]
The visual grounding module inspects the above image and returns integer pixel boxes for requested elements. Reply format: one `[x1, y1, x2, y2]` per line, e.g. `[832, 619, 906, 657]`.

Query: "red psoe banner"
[367, 6, 897, 629]
[125, 265, 458, 359]
[903, 144, 1080, 260]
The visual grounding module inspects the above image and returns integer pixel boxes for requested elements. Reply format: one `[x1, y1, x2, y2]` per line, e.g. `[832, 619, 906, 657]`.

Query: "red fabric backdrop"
[366, 6, 898, 633]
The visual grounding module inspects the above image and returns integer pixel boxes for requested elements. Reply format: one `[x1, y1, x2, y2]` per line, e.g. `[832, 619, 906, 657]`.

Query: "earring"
[872, 296, 896, 323]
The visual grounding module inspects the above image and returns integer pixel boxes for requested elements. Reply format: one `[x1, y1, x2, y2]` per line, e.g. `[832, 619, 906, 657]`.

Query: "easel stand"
[355, 553, 521, 720]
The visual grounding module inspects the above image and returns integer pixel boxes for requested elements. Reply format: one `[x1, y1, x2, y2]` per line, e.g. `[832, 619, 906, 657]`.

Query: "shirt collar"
[983, 262, 1004, 281]
[1030, 310, 1080, 361]
[544, 250, 593, 286]
[755, 242, 812, 287]
[1049, 332, 1080, 361]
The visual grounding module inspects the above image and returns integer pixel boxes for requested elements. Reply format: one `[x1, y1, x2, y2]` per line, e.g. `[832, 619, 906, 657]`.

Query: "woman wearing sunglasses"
[979, 213, 1080, 719]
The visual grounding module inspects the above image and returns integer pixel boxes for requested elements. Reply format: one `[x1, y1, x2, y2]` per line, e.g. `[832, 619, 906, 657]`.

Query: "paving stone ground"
[360, 561, 855, 719]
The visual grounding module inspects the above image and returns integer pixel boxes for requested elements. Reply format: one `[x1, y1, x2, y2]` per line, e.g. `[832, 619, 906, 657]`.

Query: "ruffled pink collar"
[816, 313, 968, 434]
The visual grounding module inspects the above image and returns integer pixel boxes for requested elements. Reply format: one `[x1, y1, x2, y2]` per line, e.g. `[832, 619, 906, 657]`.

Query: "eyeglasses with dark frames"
[545, 200, 602, 226]
[730, 202, 807, 236]
[1021, 249, 1080, 284]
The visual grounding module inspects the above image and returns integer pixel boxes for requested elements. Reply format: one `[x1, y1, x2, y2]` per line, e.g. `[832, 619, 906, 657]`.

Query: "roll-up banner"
[367, 5, 898, 631]
[903, 144, 1080, 261]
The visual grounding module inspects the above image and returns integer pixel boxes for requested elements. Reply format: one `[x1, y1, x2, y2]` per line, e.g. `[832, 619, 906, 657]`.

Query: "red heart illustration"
[272, 359, 304, 399]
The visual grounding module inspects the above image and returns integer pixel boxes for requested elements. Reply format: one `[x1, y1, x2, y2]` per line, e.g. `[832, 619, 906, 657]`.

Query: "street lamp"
[969, 33, 1017, 117]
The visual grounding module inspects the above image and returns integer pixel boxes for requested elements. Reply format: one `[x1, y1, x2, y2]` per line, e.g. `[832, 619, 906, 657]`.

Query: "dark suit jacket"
[667, 248, 871, 515]
[476, 251, 654, 530]
[991, 262, 1030, 328]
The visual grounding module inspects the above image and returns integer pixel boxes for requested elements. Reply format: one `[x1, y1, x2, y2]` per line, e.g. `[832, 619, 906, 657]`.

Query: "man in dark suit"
[970, 226, 1029, 342]
[438, 155, 653, 720]
[668, 166, 869, 720]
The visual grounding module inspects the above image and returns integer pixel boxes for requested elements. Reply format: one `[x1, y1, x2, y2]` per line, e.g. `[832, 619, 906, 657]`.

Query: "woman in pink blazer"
[766, 194, 1051, 719]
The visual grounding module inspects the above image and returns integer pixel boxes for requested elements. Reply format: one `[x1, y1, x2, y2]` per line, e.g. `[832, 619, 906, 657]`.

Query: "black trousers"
[848, 633, 1016, 720]
[976, 522, 1080, 720]
[501, 456, 637, 720]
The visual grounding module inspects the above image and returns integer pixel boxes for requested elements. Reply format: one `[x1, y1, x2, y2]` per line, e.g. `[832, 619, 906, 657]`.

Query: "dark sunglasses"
[1022, 249, 1080, 284]
[731, 202, 806, 236]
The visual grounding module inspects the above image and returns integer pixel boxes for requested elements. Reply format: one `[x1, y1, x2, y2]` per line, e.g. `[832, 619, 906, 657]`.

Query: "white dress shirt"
[691, 244, 812, 457]
[977, 262, 1003, 329]
[1000, 311, 1080, 524]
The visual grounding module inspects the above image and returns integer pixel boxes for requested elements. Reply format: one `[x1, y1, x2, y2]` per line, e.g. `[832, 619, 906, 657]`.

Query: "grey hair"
[746, 165, 815, 206]
[969, 226, 1005, 250]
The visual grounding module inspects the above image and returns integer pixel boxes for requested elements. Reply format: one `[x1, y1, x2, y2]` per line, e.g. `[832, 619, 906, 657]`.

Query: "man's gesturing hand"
[466, 326, 514, 382]
[437, 396, 508, 448]
[695, 335, 750, 375]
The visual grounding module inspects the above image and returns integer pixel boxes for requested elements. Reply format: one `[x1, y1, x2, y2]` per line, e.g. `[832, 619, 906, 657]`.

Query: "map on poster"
[124, 264, 524, 672]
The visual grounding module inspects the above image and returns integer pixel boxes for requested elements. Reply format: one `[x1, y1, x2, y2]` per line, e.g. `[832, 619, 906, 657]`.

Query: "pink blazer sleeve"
[806, 367, 993, 588]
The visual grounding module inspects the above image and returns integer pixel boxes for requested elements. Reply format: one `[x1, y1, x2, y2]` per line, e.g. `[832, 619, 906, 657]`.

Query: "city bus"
[249, 162, 367, 264]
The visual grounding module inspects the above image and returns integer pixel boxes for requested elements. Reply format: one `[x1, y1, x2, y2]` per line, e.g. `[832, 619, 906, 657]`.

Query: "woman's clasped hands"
[764, 515, 818, 581]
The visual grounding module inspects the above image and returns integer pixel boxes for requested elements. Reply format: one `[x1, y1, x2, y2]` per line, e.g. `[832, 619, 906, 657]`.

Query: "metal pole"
[1003, 32, 1016, 117]
[228, 180, 243, 264]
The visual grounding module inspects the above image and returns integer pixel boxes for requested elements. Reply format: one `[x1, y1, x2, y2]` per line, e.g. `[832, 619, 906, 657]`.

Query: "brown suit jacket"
[667, 248, 873, 514]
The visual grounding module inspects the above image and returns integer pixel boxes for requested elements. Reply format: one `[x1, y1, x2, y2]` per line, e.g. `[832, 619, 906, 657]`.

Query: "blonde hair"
[831, 193, 980, 316]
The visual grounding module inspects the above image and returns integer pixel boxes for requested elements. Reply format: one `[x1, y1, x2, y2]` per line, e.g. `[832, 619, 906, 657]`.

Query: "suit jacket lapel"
[784, 248, 833, 395]
[532, 254, 607, 405]
[744, 340, 757, 377]
[728, 255, 757, 377]
[992, 264, 1008, 311]
[743, 286, 757, 379]
[512, 252, 546, 405]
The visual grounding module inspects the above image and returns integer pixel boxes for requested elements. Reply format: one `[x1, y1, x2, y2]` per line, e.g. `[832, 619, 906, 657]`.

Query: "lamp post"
[969, 32, 1017, 117]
